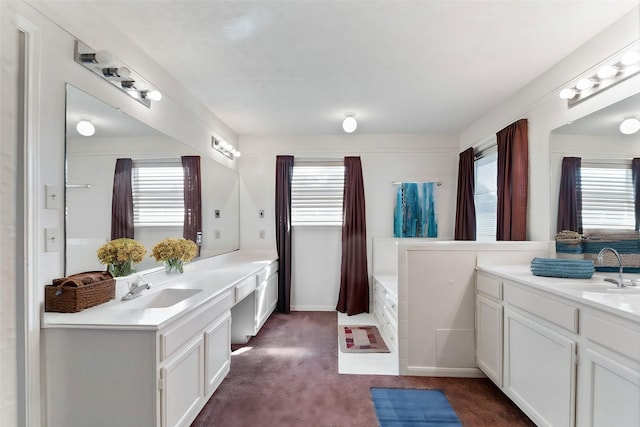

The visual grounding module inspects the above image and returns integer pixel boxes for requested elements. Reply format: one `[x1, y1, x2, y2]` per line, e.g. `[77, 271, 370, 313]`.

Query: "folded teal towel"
[530, 257, 594, 279]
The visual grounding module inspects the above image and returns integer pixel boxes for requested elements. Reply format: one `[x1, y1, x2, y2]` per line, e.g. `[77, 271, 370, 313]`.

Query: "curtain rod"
[391, 181, 442, 186]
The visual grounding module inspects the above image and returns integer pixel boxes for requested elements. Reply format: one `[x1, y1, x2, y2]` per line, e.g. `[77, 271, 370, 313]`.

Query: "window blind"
[291, 164, 345, 226]
[132, 160, 184, 227]
[474, 149, 498, 241]
[581, 163, 634, 230]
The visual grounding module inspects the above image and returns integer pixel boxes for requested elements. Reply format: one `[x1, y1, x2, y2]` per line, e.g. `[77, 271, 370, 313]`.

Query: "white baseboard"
[406, 366, 486, 378]
[290, 305, 336, 311]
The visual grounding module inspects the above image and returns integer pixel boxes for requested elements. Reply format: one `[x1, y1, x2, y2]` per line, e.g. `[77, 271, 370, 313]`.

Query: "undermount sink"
[557, 283, 640, 294]
[118, 288, 203, 309]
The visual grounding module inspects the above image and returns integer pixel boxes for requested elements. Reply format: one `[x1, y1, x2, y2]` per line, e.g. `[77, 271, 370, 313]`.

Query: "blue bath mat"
[370, 388, 462, 426]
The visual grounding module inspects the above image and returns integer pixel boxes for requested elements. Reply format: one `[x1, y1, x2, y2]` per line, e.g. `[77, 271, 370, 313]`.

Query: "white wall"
[239, 134, 458, 310]
[459, 7, 640, 241]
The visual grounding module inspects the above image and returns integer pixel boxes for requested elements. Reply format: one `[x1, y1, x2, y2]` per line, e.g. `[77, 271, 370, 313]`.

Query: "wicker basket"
[45, 271, 116, 313]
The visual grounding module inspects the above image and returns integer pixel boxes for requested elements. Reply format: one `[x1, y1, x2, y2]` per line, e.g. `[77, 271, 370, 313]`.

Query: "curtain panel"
[454, 147, 476, 240]
[336, 156, 370, 316]
[182, 156, 202, 256]
[557, 157, 582, 234]
[275, 155, 294, 314]
[496, 118, 529, 241]
[633, 158, 640, 231]
[111, 158, 134, 240]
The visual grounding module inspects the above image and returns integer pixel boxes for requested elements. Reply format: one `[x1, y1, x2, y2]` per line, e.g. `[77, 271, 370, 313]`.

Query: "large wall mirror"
[550, 92, 640, 236]
[65, 85, 240, 275]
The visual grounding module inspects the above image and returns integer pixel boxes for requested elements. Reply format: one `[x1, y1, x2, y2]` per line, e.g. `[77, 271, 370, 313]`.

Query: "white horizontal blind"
[474, 149, 498, 241]
[581, 163, 634, 230]
[132, 160, 184, 227]
[291, 164, 345, 226]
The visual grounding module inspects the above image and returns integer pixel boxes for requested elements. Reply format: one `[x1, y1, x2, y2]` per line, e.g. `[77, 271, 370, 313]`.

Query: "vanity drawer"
[235, 275, 257, 303]
[503, 283, 578, 333]
[257, 261, 278, 284]
[160, 291, 233, 361]
[583, 313, 640, 361]
[477, 273, 502, 300]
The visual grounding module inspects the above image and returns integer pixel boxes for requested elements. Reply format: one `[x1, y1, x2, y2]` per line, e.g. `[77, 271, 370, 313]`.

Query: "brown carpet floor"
[192, 311, 535, 427]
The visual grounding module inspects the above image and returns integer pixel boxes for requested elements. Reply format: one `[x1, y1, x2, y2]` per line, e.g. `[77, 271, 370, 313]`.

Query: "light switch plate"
[45, 228, 61, 252]
[45, 185, 60, 210]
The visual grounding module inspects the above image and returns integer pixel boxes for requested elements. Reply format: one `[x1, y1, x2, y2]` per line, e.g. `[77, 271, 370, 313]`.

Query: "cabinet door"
[267, 271, 278, 312]
[504, 307, 576, 427]
[476, 294, 502, 386]
[161, 337, 205, 427]
[578, 349, 640, 427]
[205, 312, 232, 395]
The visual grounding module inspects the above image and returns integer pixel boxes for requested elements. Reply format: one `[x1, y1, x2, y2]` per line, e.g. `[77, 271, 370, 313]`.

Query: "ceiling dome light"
[597, 65, 618, 79]
[576, 78, 596, 91]
[619, 118, 640, 135]
[559, 88, 577, 100]
[76, 120, 95, 136]
[621, 50, 640, 66]
[342, 113, 357, 133]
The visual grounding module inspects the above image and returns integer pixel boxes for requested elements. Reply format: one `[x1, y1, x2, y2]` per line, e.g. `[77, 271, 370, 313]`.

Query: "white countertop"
[477, 264, 640, 323]
[42, 250, 278, 330]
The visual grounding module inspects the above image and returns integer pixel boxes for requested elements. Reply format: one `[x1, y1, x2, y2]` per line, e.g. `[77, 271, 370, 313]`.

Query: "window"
[132, 160, 184, 227]
[474, 148, 498, 241]
[291, 163, 345, 226]
[581, 162, 634, 230]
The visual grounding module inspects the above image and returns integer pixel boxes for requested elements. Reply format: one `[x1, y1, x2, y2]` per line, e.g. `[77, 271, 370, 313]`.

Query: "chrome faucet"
[121, 278, 151, 301]
[597, 247, 625, 288]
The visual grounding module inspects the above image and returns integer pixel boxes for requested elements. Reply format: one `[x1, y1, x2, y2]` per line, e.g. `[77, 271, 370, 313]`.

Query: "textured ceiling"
[48, 1, 638, 136]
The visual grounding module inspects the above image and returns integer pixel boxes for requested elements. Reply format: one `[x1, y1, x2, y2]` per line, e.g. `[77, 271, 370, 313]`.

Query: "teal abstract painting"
[394, 182, 438, 237]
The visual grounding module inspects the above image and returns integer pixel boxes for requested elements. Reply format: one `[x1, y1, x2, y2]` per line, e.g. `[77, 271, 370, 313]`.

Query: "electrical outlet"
[215, 230, 221, 239]
[45, 228, 60, 252]
[259, 230, 265, 239]
[259, 209, 265, 218]
[214, 210, 220, 218]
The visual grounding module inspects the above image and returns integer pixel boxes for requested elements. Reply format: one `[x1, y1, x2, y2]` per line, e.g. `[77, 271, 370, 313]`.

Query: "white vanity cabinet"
[577, 310, 640, 427]
[45, 290, 233, 427]
[373, 276, 398, 352]
[475, 272, 503, 386]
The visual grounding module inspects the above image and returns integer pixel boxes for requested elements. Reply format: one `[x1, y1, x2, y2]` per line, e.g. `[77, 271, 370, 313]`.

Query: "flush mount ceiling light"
[559, 43, 640, 107]
[76, 120, 95, 136]
[342, 113, 358, 133]
[619, 117, 640, 135]
[211, 137, 241, 159]
[74, 40, 162, 109]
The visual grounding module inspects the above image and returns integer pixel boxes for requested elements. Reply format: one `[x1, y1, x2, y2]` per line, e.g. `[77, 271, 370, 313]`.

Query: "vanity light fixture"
[74, 40, 162, 108]
[559, 42, 640, 107]
[342, 113, 358, 133]
[211, 137, 241, 159]
[619, 117, 640, 135]
[76, 120, 95, 137]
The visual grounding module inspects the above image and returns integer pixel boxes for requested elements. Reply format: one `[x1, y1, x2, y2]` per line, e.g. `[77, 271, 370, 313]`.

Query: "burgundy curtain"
[496, 118, 528, 241]
[557, 157, 582, 233]
[275, 155, 294, 314]
[336, 157, 370, 316]
[182, 156, 202, 257]
[454, 147, 476, 240]
[633, 158, 640, 231]
[111, 158, 134, 240]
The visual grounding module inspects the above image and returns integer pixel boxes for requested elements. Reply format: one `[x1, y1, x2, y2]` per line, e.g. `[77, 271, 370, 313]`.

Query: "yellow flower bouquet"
[151, 238, 198, 273]
[97, 238, 147, 277]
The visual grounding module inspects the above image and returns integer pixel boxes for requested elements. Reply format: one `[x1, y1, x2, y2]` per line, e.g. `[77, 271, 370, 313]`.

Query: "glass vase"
[110, 260, 135, 278]
[164, 258, 184, 274]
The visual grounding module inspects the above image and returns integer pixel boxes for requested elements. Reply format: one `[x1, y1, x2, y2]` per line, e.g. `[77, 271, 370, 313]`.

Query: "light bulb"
[76, 120, 95, 136]
[576, 78, 595, 91]
[147, 90, 162, 101]
[559, 88, 577, 100]
[619, 118, 640, 135]
[621, 50, 640, 66]
[234, 151, 242, 158]
[597, 65, 618, 79]
[342, 114, 357, 133]
[118, 67, 131, 78]
[94, 50, 113, 65]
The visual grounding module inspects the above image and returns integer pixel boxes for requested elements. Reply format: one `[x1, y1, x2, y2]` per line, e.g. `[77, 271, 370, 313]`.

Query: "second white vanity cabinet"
[373, 275, 398, 352]
[475, 272, 503, 386]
